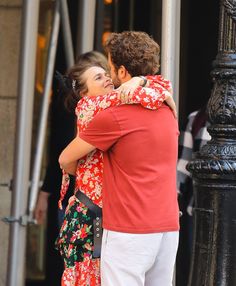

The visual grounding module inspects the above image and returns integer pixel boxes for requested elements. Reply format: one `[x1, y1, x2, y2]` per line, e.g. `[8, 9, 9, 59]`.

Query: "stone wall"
[0, 1, 22, 285]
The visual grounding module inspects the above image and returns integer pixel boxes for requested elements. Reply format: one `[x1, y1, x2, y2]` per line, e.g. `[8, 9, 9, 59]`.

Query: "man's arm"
[59, 136, 96, 174]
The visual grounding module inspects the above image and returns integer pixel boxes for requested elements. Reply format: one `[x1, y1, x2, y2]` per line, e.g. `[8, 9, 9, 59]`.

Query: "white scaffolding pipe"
[161, 0, 181, 111]
[28, 0, 61, 215]
[6, 1, 40, 286]
[61, 0, 75, 67]
[77, 0, 96, 55]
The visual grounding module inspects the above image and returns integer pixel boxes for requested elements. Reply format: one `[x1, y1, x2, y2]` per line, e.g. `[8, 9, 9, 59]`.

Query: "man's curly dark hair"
[104, 31, 160, 76]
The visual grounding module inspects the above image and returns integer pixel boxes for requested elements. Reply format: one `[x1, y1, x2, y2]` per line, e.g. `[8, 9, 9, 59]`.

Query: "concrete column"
[6, 0, 39, 285]
[0, 1, 22, 285]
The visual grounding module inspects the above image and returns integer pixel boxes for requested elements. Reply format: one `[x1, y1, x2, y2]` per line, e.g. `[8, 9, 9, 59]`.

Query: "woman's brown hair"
[63, 51, 109, 111]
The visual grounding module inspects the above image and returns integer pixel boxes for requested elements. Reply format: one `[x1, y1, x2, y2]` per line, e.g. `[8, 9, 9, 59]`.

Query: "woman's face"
[81, 66, 114, 97]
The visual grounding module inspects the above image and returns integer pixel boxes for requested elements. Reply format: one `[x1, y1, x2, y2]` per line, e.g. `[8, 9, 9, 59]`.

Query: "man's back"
[80, 104, 180, 233]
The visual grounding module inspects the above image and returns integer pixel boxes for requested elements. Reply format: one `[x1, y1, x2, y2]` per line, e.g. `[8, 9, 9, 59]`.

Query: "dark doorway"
[176, 1, 219, 286]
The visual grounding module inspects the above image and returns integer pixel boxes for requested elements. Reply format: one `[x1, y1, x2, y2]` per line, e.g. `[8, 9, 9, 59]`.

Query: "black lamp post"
[187, 1, 236, 285]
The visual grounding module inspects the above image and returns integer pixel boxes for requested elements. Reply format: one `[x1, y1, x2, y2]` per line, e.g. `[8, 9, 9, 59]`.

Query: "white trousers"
[101, 229, 179, 286]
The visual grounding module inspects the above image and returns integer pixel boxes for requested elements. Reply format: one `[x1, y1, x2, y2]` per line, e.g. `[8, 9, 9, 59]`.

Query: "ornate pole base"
[187, 2, 236, 284]
[187, 172, 236, 285]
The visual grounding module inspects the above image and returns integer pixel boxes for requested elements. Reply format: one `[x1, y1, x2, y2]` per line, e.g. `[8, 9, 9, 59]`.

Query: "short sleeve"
[79, 108, 122, 152]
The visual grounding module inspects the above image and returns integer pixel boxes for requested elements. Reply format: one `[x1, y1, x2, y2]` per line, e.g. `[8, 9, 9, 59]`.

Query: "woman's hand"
[116, 77, 143, 103]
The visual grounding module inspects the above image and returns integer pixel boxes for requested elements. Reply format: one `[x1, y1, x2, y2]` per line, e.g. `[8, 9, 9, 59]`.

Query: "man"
[60, 31, 179, 286]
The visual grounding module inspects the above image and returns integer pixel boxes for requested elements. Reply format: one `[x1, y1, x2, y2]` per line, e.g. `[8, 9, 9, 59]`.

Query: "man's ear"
[118, 65, 128, 80]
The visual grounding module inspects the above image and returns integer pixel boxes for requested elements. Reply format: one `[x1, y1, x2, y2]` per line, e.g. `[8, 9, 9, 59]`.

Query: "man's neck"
[121, 75, 132, 84]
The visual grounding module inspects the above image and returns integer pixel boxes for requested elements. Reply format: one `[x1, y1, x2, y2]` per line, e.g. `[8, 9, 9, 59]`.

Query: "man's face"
[108, 53, 121, 88]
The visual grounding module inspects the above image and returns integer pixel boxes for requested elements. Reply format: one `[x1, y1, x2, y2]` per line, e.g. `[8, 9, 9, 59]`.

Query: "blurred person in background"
[176, 105, 210, 285]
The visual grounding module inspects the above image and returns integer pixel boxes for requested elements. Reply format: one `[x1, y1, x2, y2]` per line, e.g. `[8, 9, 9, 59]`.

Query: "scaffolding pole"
[76, 0, 96, 56]
[28, 0, 61, 215]
[161, 0, 181, 111]
[6, 1, 40, 286]
[61, 0, 75, 67]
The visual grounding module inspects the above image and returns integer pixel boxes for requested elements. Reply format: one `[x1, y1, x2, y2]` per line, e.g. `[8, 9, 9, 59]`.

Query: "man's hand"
[165, 95, 178, 118]
[59, 136, 96, 171]
[34, 191, 50, 225]
[60, 161, 77, 176]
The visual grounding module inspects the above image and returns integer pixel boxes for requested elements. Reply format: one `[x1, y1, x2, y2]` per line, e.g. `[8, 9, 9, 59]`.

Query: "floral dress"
[56, 75, 173, 286]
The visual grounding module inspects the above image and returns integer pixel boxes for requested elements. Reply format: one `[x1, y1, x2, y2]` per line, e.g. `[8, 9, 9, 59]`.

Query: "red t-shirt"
[80, 104, 180, 233]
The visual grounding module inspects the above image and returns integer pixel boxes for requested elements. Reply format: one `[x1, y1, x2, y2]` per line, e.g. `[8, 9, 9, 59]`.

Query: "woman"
[56, 51, 176, 286]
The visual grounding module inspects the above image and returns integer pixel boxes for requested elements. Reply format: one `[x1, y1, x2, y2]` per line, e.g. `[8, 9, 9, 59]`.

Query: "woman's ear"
[79, 89, 87, 98]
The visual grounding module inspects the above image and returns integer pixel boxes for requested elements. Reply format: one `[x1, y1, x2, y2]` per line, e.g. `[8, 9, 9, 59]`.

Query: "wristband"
[139, 76, 147, 87]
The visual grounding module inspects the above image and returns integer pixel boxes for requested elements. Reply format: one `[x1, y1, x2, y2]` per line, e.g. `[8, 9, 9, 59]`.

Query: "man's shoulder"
[96, 103, 140, 114]
[103, 103, 172, 117]
[88, 105, 119, 128]
[93, 103, 173, 120]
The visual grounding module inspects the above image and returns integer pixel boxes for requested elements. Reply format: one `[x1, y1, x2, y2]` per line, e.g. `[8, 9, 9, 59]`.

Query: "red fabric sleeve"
[79, 108, 121, 152]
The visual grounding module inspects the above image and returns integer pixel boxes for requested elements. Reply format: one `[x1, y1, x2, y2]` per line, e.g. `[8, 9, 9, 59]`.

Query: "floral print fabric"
[57, 196, 100, 286]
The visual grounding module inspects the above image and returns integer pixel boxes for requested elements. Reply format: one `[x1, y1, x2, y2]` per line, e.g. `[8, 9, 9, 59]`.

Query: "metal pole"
[60, 0, 75, 67]
[113, 0, 119, 32]
[161, 2, 181, 285]
[161, 0, 181, 110]
[28, 0, 61, 215]
[129, 0, 135, 30]
[187, 1, 236, 285]
[77, 0, 96, 55]
[94, 0, 104, 52]
[6, 1, 40, 286]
